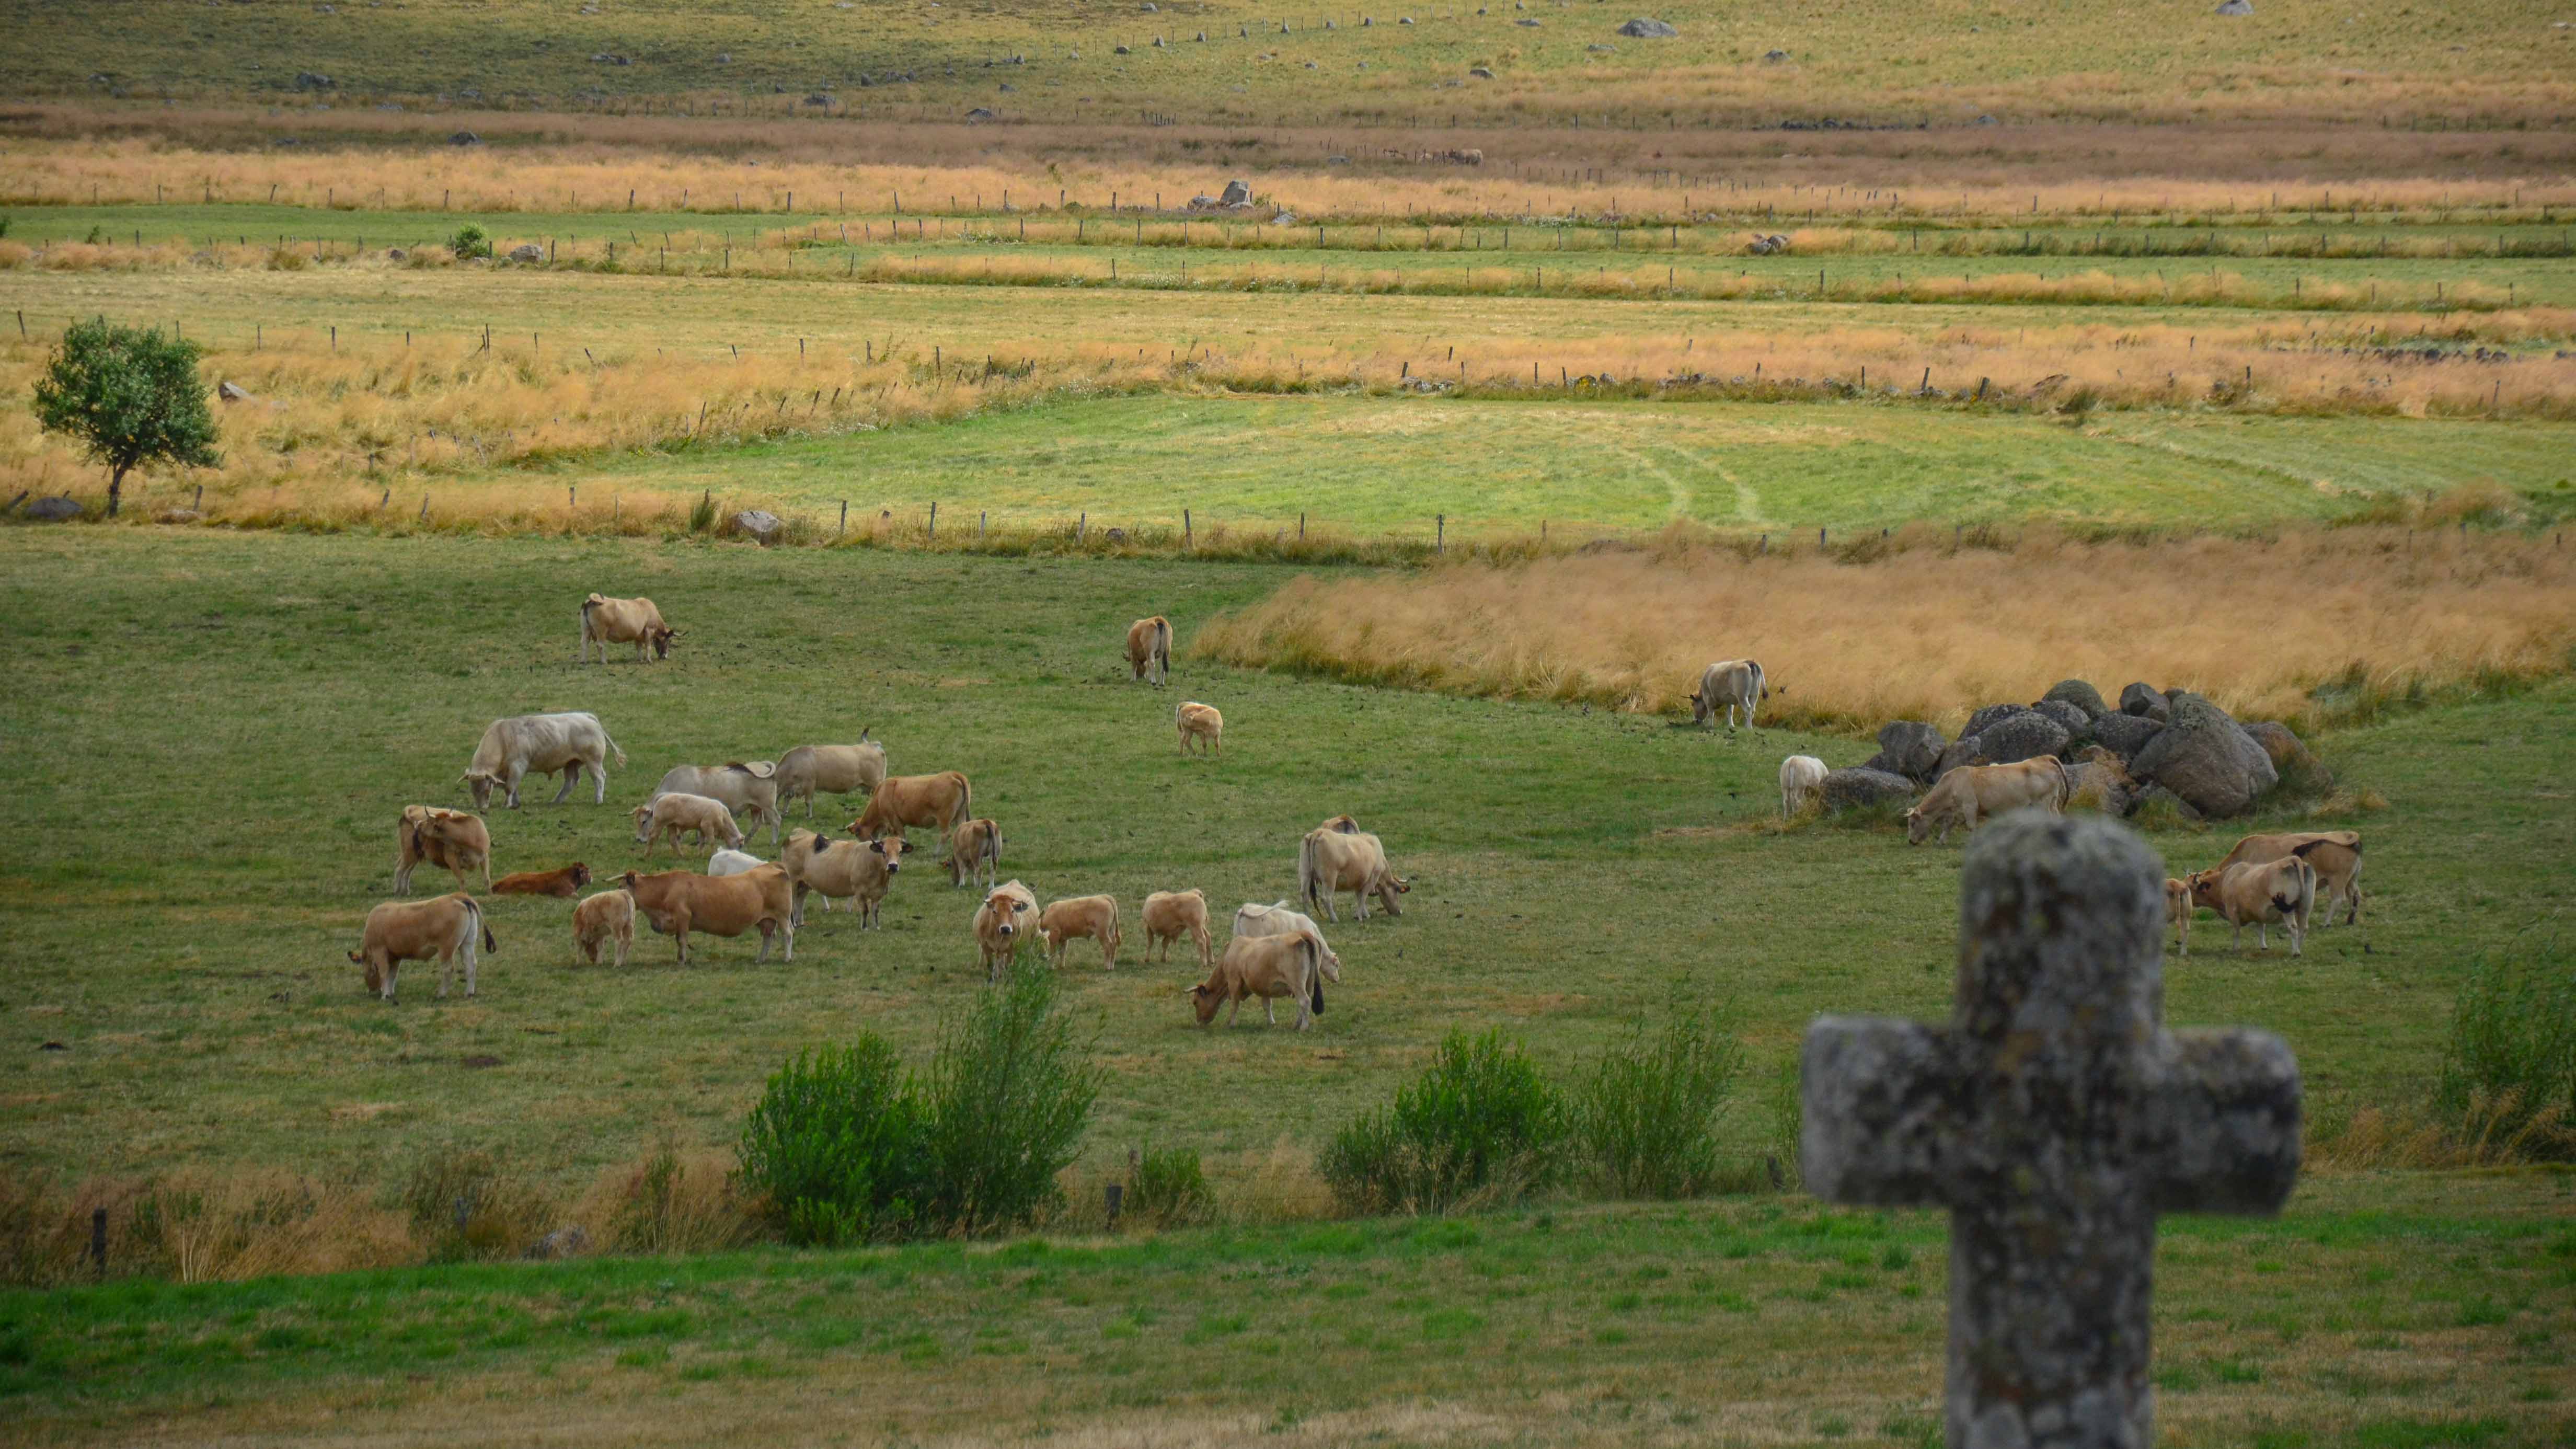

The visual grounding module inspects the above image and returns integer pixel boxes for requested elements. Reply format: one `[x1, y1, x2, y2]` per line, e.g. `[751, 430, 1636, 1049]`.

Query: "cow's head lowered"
[461, 770, 502, 811]
[1902, 804, 1930, 846]
[650, 626, 681, 661]
[630, 802, 660, 844]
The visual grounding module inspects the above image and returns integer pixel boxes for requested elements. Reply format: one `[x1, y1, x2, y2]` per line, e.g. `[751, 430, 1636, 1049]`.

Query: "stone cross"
[1802, 813, 2302, 1449]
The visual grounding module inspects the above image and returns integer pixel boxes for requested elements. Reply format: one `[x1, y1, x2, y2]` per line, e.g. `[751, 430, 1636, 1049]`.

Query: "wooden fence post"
[91, 1208, 107, 1281]
[1105, 1182, 1123, 1229]
[928, 501, 938, 542]
[1078, 511, 1086, 544]
[1183, 508, 1192, 549]
[839, 500, 848, 536]
[1436, 514, 1445, 553]
[419, 494, 430, 523]
[1299, 512, 1306, 540]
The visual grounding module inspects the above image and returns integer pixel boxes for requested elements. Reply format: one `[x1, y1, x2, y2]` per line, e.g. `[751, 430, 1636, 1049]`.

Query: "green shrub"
[448, 224, 492, 260]
[1765, 1053, 1806, 1191]
[919, 964, 1101, 1235]
[1320, 1029, 1567, 1214]
[1128, 1145, 1213, 1227]
[2434, 945, 2575, 1160]
[688, 489, 718, 534]
[737, 1038, 928, 1245]
[1574, 1006, 1746, 1199]
[32, 317, 221, 517]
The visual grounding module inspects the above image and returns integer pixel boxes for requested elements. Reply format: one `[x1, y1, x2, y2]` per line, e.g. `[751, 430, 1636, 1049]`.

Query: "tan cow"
[1232, 900, 1343, 980]
[1038, 894, 1122, 971]
[1297, 826, 1410, 922]
[1187, 927, 1337, 1030]
[974, 879, 1040, 980]
[776, 734, 887, 818]
[2185, 856, 2318, 957]
[572, 889, 635, 968]
[1903, 757, 2071, 846]
[782, 830, 910, 928]
[1143, 889, 1213, 969]
[1127, 615, 1173, 686]
[631, 792, 745, 857]
[622, 866, 796, 964]
[852, 771, 973, 841]
[1688, 659, 1767, 729]
[578, 594, 677, 663]
[348, 893, 494, 1004]
[946, 817, 1004, 890]
[2165, 878, 2194, 957]
[1177, 702, 1223, 756]
[395, 805, 491, 894]
[493, 863, 592, 898]
[2206, 831, 2364, 927]
[653, 763, 783, 846]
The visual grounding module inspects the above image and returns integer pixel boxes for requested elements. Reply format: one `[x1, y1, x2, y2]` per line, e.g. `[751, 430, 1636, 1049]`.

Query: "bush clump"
[737, 1038, 928, 1246]
[1320, 1029, 1566, 1214]
[1573, 1006, 1746, 1199]
[2434, 945, 2575, 1160]
[1126, 1145, 1214, 1227]
[448, 224, 492, 260]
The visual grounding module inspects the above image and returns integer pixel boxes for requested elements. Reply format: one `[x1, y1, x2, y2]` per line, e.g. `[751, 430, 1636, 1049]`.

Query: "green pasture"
[4, 528, 2571, 1201]
[2, 1174, 2569, 1446]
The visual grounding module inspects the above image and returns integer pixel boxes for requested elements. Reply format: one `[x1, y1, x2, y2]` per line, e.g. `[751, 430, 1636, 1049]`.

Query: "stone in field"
[1819, 767, 1918, 810]
[1617, 16, 1677, 37]
[2040, 677, 2109, 719]
[2132, 693, 2277, 818]
[24, 497, 84, 522]
[1864, 720, 1946, 783]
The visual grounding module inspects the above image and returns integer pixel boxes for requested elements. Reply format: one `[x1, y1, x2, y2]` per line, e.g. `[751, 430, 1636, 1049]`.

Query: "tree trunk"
[107, 462, 128, 518]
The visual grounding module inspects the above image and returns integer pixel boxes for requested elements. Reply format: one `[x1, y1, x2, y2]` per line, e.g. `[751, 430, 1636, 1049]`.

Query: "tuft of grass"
[2432, 945, 2576, 1162]
[1126, 1145, 1215, 1229]
[1320, 1029, 1567, 1215]
[1572, 1003, 1747, 1200]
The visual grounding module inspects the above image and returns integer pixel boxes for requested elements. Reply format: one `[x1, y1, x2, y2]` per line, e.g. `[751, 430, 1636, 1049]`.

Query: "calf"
[653, 763, 783, 846]
[395, 804, 491, 894]
[493, 864, 593, 898]
[622, 866, 795, 965]
[776, 735, 887, 818]
[572, 889, 635, 968]
[2165, 877, 2194, 957]
[578, 593, 677, 663]
[1188, 927, 1337, 1030]
[2186, 856, 2318, 957]
[1143, 889, 1213, 969]
[853, 771, 973, 842]
[708, 849, 766, 877]
[784, 830, 909, 928]
[974, 879, 1039, 981]
[2207, 831, 2364, 928]
[1778, 754, 1827, 818]
[1177, 702, 1223, 756]
[1127, 615, 1172, 686]
[632, 792, 745, 858]
[1903, 757, 2069, 846]
[1297, 827, 1409, 922]
[946, 817, 1004, 890]
[1038, 894, 1122, 971]
[349, 893, 494, 1004]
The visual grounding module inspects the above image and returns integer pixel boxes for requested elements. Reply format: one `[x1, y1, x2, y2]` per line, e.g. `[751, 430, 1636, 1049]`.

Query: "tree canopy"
[32, 318, 221, 516]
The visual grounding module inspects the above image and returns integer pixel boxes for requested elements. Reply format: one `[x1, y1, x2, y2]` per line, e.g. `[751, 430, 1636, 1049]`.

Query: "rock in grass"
[507, 244, 542, 262]
[1864, 720, 1946, 783]
[2041, 678, 2109, 719]
[730, 510, 784, 545]
[1220, 178, 1251, 208]
[24, 497, 83, 522]
[1974, 710, 2072, 765]
[1617, 16, 1677, 37]
[1933, 733, 1985, 780]
[2242, 719, 2311, 769]
[2087, 712, 2163, 764]
[1821, 767, 1918, 810]
[2030, 697, 2094, 743]
[2132, 693, 2277, 818]
[2215, 0, 2252, 14]
[1965, 703, 2032, 739]
[2119, 682, 2170, 721]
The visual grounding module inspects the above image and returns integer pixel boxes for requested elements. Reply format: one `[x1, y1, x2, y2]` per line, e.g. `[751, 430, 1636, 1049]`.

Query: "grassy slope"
[1, 1175, 2569, 1446]
[5, 529, 2572, 1198]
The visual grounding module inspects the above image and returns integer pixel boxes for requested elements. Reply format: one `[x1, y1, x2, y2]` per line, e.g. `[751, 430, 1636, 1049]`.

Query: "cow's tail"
[2276, 858, 2317, 922]
[1297, 832, 1322, 909]
[596, 720, 629, 769]
[458, 898, 494, 965]
[953, 777, 974, 833]
[1303, 936, 1326, 1017]
[1749, 659, 1766, 708]
[2051, 756, 2073, 811]
[1155, 617, 1172, 678]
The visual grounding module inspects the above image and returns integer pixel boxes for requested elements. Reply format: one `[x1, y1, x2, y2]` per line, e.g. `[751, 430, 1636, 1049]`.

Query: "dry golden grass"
[2308, 1096, 2574, 1171]
[1190, 521, 2576, 733]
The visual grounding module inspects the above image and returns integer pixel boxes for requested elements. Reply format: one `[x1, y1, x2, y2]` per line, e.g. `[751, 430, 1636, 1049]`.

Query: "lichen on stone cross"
[1800, 812, 2301, 1449]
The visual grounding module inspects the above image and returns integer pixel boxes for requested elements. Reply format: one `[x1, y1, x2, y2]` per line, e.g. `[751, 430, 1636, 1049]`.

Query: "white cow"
[708, 849, 767, 877]
[1688, 659, 1767, 729]
[461, 712, 627, 810]
[652, 763, 784, 845]
[1779, 754, 1827, 817]
[1233, 900, 1343, 979]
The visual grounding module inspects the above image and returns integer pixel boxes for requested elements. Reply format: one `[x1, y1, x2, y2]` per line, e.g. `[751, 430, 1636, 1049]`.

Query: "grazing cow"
[946, 817, 1004, 890]
[853, 771, 973, 841]
[622, 865, 795, 964]
[1177, 702, 1223, 756]
[1903, 758, 2071, 846]
[1038, 894, 1122, 971]
[1687, 659, 1768, 729]
[1127, 616, 1173, 686]
[1778, 754, 1827, 818]
[776, 734, 887, 818]
[348, 893, 493, 1004]
[784, 829, 909, 927]
[493, 863, 593, 898]
[653, 763, 783, 846]
[1188, 927, 1337, 1030]
[461, 712, 626, 810]
[2206, 831, 2364, 927]
[1232, 900, 1343, 980]
[1297, 826, 1410, 922]
[974, 879, 1040, 980]
[2165, 878, 2194, 957]
[1316, 814, 1362, 834]
[631, 792, 745, 858]
[2185, 856, 2318, 957]
[394, 804, 491, 894]
[1143, 889, 1213, 969]
[708, 849, 765, 877]
[572, 889, 635, 968]
[577, 594, 677, 664]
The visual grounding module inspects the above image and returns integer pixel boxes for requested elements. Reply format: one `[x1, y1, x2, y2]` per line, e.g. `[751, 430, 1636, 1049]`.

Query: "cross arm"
[1800, 1016, 1960, 1208]
[2148, 1027, 2303, 1216]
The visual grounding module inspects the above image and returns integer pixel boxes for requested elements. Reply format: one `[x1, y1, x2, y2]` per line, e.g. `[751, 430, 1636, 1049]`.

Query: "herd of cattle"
[351, 601, 1378, 1025]
[351, 616, 2363, 1018]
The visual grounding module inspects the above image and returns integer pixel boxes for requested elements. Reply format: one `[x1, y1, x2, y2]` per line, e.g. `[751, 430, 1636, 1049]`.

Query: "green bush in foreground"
[1574, 1006, 1747, 1200]
[1321, 1029, 1567, 1214]
[1127, 1145, 1214, 1227]
[737, 1038, 928, 1246]
[2435, 944, 2576, 1160]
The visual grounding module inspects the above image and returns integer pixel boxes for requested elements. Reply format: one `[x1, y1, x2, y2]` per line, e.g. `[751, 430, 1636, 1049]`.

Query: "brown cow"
[395, 804, 491, 894]
[852, 771, 973, 841]
[622, 866, 796, 964]
[1187, 927, 1336, 1030]
[1177, 701, 1223, 756]
[1126, 616, 1173, 686]
[1038, 894, 1122, 971]
[946, 818, 1004, 890]
[1903, 758, 2070, 846]
[2186, 856, 2317, 957]
[1297, 826, 1409, 922]
[578, 593, 677, 663]
[974, 879, 1039, 980]
[493, 864, 593, 898]
[784, 829, 909, 928]
[2165, 877, 2194, 957]
[1142, 889, 1212, 969]
[2206, 831, 2364, 928]
[348, 893, 494, 1003]
[572, 889, 635, 968]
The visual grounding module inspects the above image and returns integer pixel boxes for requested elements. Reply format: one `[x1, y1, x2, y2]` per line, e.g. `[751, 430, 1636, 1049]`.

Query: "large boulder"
[2066, 749, 2137, 817]
[729, 509, 784, 545]
[2030, 697, 2094, 743]
[1863, 720, 1946, 783]
[2040, 678, 2109, 719]
[2241, 720, 2311, 770]
[2131, 692, 2277, 818]
[2118, 683, 2169, 721]
[1617, 16, 1678, 37]
[1933, 733, 1985, 780]
[22, 496, 83, 522]
[2134, 784, 2204, 822]
[507, 243, 543, 262]
[1965, 703, 2031, 740]
[2087, 712, 2164, 764]
[1820, 767, 1917, 811]
[1974, 710, 2072, 765]
[1219, 178, 1251, 207]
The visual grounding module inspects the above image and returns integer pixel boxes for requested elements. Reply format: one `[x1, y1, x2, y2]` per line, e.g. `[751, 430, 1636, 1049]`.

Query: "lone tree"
[32, 317, 221, 517]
